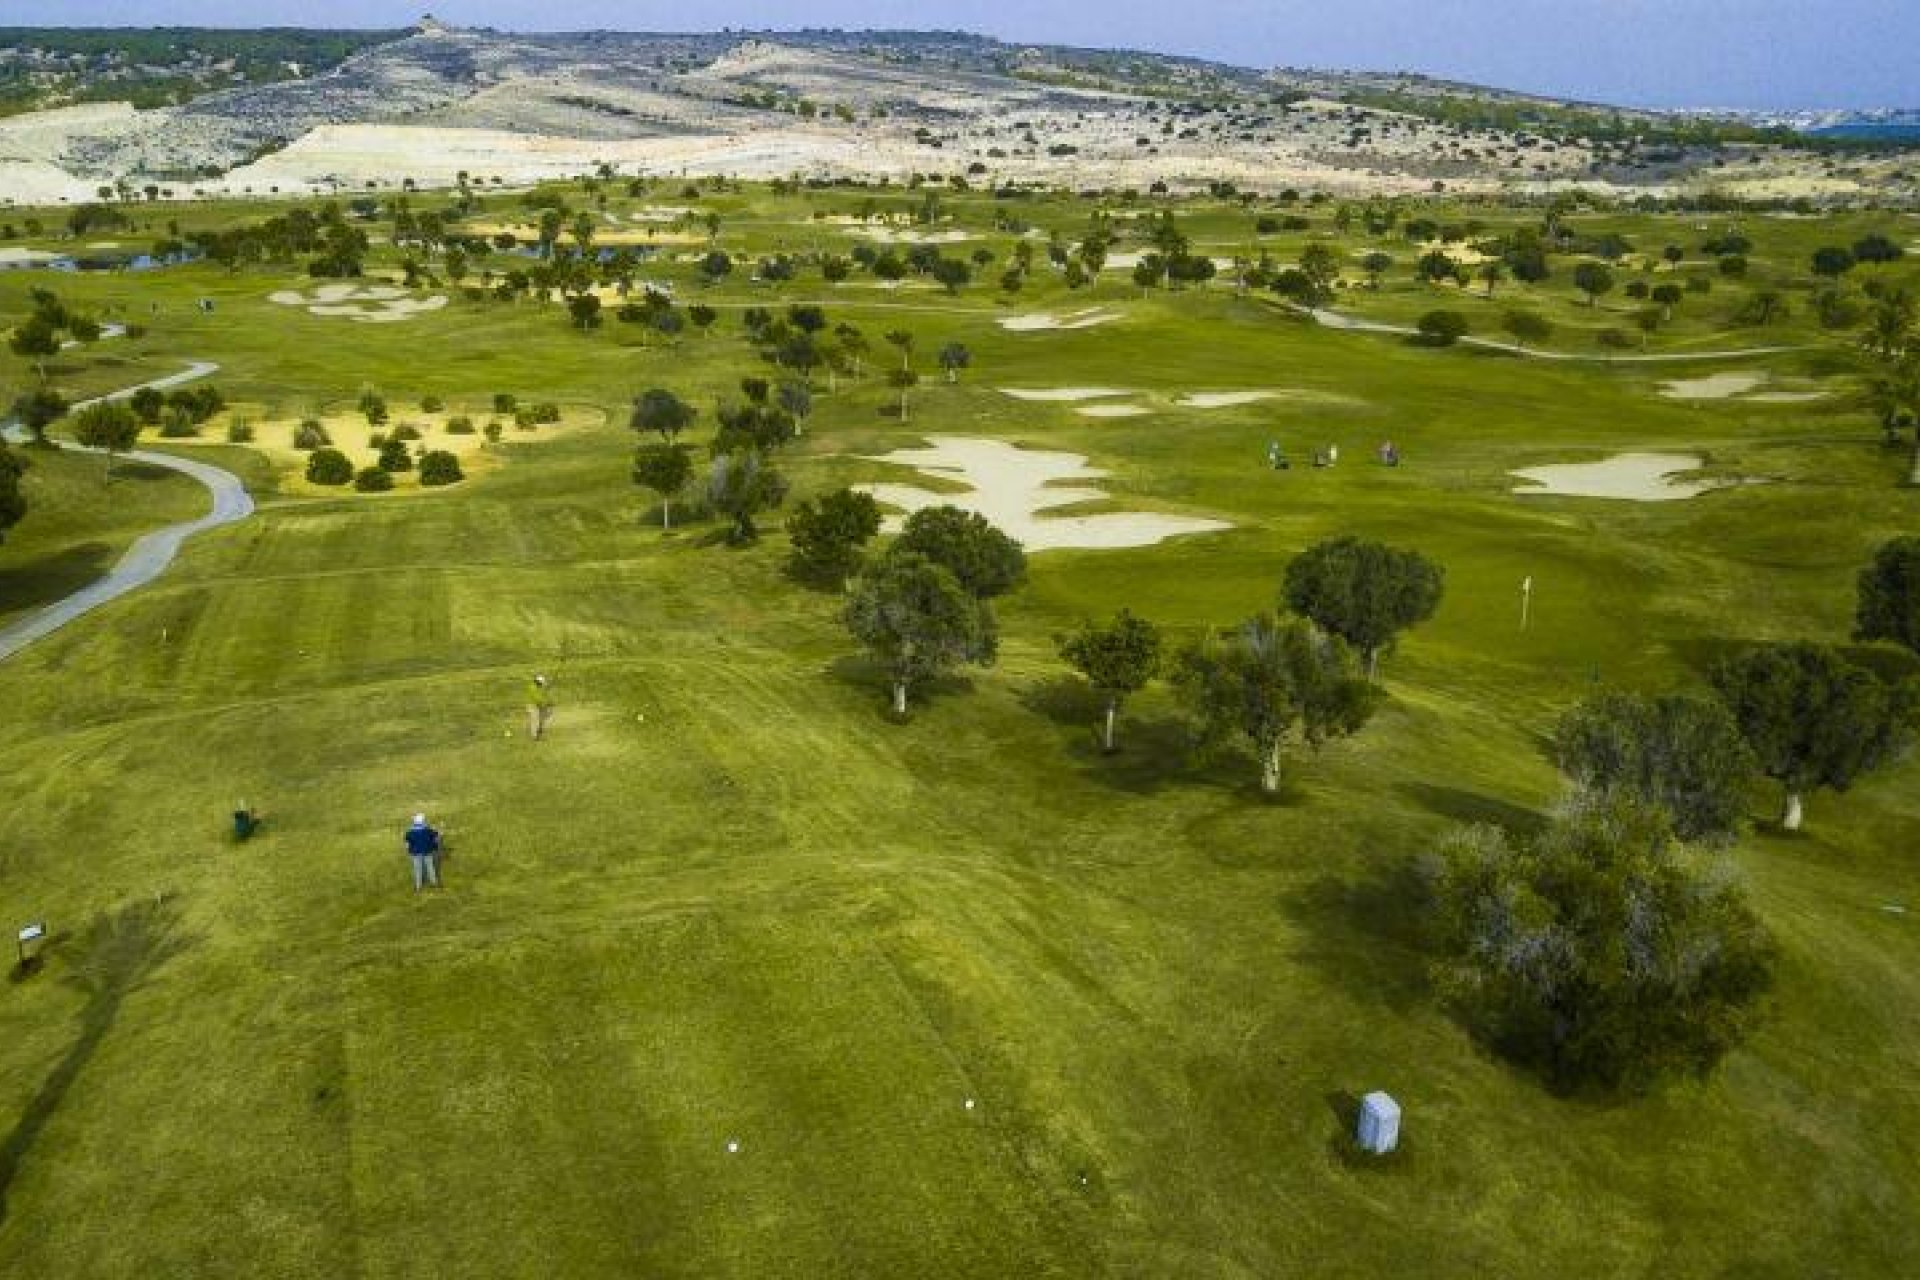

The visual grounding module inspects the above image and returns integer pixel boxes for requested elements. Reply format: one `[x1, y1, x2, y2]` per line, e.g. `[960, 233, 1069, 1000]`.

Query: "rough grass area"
[1, 179, 1917, 1278]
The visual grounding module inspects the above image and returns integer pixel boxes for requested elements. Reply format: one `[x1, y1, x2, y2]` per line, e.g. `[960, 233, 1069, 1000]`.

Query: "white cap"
[411, 813, 427, 826]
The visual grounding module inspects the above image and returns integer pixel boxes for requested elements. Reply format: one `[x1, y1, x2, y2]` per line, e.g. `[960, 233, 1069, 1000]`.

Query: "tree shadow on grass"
[1018, 675, 1254, 797]
[824, 653, 980, 721]
[1393, 781, 1548, 838]
[0, 896, 190, 1230]
[0, 541, 115, 619]
[1279, 861, 1433, 1017]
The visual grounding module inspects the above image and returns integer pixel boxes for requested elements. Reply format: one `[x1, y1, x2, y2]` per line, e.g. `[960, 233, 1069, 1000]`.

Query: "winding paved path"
[0, 361, 252, 663]
[1299, 304, 1816, 363]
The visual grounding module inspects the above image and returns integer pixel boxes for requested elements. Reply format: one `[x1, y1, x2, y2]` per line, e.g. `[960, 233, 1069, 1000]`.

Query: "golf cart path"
[1301, 305, 1815, 363]
[0, 360, 251, 664]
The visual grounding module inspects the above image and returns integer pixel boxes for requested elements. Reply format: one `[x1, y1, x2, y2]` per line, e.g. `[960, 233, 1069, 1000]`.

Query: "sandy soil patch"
[269, 283, 448, 323]
[1659, 372, 1768, 400]
[998, 387, 1133, 402]
[856, 436, 1228, 551]
[1744, 391, 1829, 404]
[174, 402, 600, 495]
[0, 246, 58, 266]
[1076, 405, 1151, 419]
[1178, 392, 1278, 409]
[1511, 452, 1750, 502]
[999, 308, 1121, 332]
[854, 226, 974, 245]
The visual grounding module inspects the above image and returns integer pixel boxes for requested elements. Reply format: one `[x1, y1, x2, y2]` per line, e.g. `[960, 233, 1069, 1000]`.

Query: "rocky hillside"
[0, 24, 1910, 204]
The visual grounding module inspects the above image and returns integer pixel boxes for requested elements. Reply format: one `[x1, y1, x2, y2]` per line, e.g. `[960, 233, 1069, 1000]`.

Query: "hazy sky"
[10, 1, 1915, 112]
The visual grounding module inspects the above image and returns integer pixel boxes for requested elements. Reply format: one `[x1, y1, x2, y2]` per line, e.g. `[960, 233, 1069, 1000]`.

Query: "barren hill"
[0, 24, 1908, 204]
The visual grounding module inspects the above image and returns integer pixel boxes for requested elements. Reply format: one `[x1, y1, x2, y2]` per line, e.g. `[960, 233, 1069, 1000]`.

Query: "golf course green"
[1, 180, 1916, 1277]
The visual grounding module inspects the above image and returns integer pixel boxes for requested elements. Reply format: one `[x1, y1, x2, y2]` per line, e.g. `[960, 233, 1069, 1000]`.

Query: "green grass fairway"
[1, 182, 1918, 1277]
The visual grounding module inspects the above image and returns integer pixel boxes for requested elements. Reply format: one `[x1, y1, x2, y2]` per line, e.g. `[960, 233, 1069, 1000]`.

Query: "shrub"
[305, 448, 353, 485]
[293, 419, 331, 450]
[484, 421, 504, 443]
[377, 437, 414, 473]
[1423, 796, 1774, 1095]
[367, 432, 387, 449]
[226, 419, 255, 444]
[420, 394, 445, 413]
[514, 407, 537, 430]
[445, 415, 475, 434]
[390, 423, 423, 443]
[353, 466, 395, 492]
[530, 401, 561, 424]
[492, 392, 517, 414]
[157, 408, 200, 438]
[418, 450, 464, 487]
[1415, 310, 1470, 346]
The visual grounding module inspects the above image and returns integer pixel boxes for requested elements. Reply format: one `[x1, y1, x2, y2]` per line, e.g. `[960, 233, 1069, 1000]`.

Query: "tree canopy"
[893, 505, 1026, 599]
[707, 449, 788, 544]
[1855, 536, 1920, 655]
[1281, 536, 1444, 676]
[1058, 610, 1164, 752]
[70, 400, 142, 479]
[1173, 614, 1377, 794]
[1423, 795, 1774, 1095]
[0, 440, 27, 543]
[844, 549, 997, 716]
[632, 442, 693, 530]
[1553, 691, 1754, 843]
[1711, 642, 1914, 830]
[630, 388, 696, 442]
[785, 487, 882, 585]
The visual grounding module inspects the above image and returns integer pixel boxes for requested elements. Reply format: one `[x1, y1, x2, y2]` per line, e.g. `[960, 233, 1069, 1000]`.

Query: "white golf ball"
[725, 1139, 739, 1154]
[964, 1098, 975, 1110]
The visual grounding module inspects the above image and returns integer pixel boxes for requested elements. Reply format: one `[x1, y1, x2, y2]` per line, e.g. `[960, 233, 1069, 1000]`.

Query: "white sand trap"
[856, 226, 974, 244]
[857, 436, 1229, 551]
[998, 387, 1133, 402]
[1178, 392, 1278, 409]
[1512, 453, 1748, 502]
[0, 247, 57, 266]
[270, 284, 447, 322]
[1745, 391, 1829, 404]
[1659, 372, 1767, 400]
[1077, 405, 1151, 418]
[999, 308, 1120, 332]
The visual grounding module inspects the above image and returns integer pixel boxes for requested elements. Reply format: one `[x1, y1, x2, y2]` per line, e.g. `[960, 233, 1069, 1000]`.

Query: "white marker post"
[1520, 575, 1534, 631]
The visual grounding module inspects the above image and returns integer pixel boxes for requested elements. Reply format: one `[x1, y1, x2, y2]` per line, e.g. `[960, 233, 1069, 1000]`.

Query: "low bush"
[445, 415, 475, 435]
[418, 450, 464, 487]
[293, 419, 330, 450]
[305, 448, 353, 485]
[353, 466, 394, 492]
[226, 419, 255, 444]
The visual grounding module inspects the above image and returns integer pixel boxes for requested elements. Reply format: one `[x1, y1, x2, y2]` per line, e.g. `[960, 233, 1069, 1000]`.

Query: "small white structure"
[1357, 1091, 1401, 1155]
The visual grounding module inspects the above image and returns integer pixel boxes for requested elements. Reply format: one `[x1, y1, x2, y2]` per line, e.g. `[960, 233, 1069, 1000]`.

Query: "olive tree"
[844, 549, 997, 716]
[1173, 614, 1377, 794]
[1423, 795, 1774, 1095]
[893, 505, 1026, 598]
[1282, 536, 1444, 678]
[0, 440, 27, 543]
[630, 388, 696, 442]
[1712, 642, 1914, 831]
[785, 487, 881, 585]
[1855, 535, 1920, 655]
[70, 400, 142, 481]
[708, 448, 788, 544]
[1553, 691, 1754, 842]
[633, 442, 694, 530]
[1058, 610, 1163, 752]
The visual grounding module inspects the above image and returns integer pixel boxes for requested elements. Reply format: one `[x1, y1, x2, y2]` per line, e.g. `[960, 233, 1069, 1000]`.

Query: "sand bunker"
[855, 226, 974, 244]
[1077, 405, 1151, 419]
[1178, 392, 1278, 409]
[999, 308, 1121, 332]
[856, 436, 1228, 551]
[998, 387, 1133, 402]
[1512, 453, 1748, 502]
[269, 283, 448, 323]
[1658, 372, 1766, 400]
